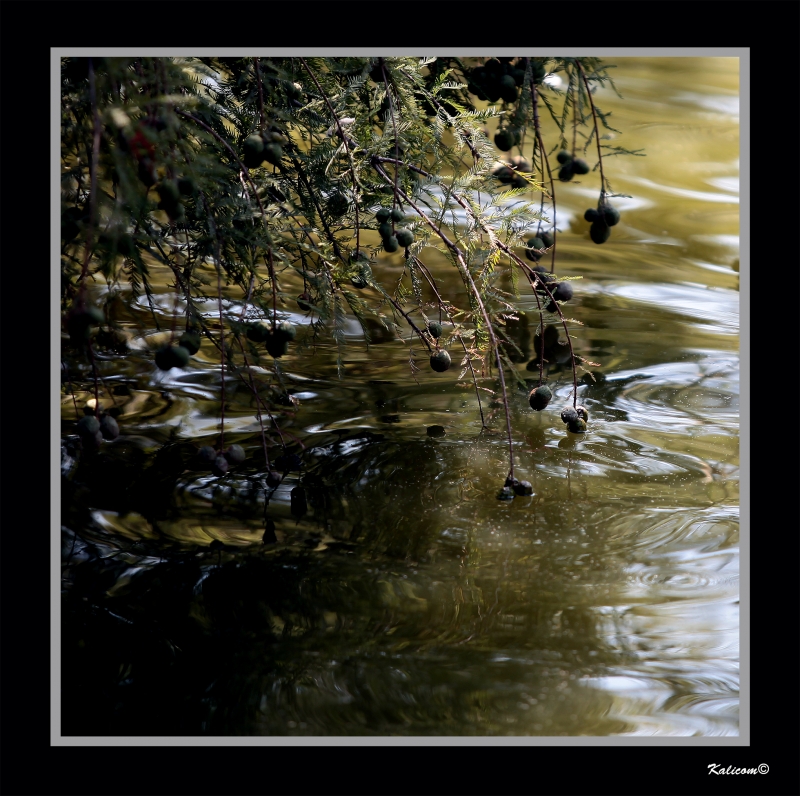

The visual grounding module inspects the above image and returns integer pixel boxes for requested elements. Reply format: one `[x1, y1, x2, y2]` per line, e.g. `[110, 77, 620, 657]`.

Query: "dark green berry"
[99, 415, 119, 441]
[265, 332, 289, 358]
[327, 192, 349, 217]
[532, 265, 555, 285]
[558, 163, 574, 182]
[539, 231, 554, 248]
[377, 222, 393, 239]
[483, 78, 502, 101]
[426, 425, 446, 437]
[499, 75, 518, 103]
[572, 158, 590, 175]
[266, 470, 282, 488]
[178, 332, 201, 354]
[601, 205, 620, 226]
[395, 228, 414, 247]
[297, 292, 312, 311]
[77, 415, 100, 438]
[430, 350, 451, 372]
[532, 62, 546, 82]
[375, 208, 391, 223]
[556, 150, 572, 165]
[575, 405, 589, 421]
[528, 384, 552, 411]
[383, 236, 399, 253]
[584, 208, 601, 223]
[493, 165, 514, 184]
[351, 275, 368, 289]
[497, 486, 515, 501]
[590, 221, 610, 244]
[390, 207, 404, 222]
[553, 282, 573, 302]
[276, 321, 296, 342]
[155, 344, 189, 370]
[211, 456, 229, 476]
[224, 444, 246, 465]
[262, 143, 282, 166]
[509, 155, 532, 173]
[427, 321, 442, 339]
[247, 323, 269, 343]
[494, 130, 514, 152]
[198, 445, 217, 464]
[560, 406, 579, 424]
[513, 480, 533, 496]
[567, 418, 587, 434]
[525, 237, 544, 261]
[243, 133, 264, 162]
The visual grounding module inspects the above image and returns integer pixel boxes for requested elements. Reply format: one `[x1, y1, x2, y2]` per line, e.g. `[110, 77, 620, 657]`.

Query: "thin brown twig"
[371, 159, 516, 479]
[576, 59, 608, 198]
[298, 57, 362, 255]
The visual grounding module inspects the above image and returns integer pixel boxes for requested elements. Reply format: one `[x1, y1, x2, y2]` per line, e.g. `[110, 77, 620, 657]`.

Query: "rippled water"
[60, 57, 739, 737]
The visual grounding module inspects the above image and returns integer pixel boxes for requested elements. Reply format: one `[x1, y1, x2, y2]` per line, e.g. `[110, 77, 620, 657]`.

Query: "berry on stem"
[211, 456, 229, 476]
[224, 444, 246, 465]
[560, 406, 579, 424]
[528, 384, 552, 410]
[590, 222, 610, 244]
[179, 332, 201, 354]
[430, 350, 451, 372]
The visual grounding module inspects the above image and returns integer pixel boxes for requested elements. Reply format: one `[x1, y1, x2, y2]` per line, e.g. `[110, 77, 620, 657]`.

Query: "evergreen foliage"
[61, 55, 640, 494]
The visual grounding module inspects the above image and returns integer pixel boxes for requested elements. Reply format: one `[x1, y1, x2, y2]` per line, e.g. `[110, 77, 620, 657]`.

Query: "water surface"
[60, 56, 740, 737]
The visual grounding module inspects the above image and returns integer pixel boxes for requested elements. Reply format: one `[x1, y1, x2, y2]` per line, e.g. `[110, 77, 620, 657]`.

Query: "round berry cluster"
[584, 203, 620, 244]
[375, 207, 415, 253]
[560, 404, 589, 434]
[75, 412, 120, 450]
[196, 443, 251, 478]
[155, 331, 201, 371]
[467, 57, 545, 105]
[242, 130, 285, 169]
[246, 320, 296, 358]
[555, 150, 590, 182]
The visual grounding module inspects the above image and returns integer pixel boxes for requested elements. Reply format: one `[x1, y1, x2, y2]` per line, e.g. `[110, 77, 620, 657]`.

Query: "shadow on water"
[62, 431, 642, 736]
